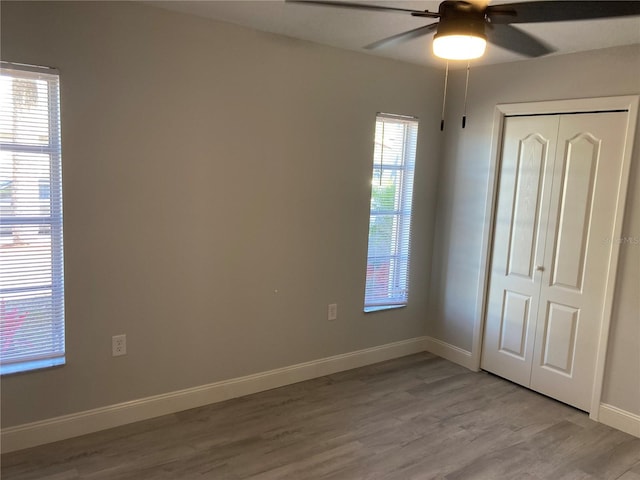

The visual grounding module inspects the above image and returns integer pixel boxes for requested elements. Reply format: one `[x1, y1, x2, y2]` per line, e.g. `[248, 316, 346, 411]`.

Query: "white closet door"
[480, 115, 559, 387]
[530, 112, 629, 411]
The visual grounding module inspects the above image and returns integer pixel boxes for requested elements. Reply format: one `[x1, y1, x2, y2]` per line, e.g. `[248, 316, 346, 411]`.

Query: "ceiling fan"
[287, 1, 640, 61]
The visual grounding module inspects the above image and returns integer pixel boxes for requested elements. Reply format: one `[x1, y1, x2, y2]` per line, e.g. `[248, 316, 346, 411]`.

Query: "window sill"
[1, 356, 65, 376]
[364, 304, 406, 313]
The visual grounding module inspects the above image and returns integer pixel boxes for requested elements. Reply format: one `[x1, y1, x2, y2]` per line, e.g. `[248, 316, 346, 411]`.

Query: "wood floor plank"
[2, 353, 639, 479]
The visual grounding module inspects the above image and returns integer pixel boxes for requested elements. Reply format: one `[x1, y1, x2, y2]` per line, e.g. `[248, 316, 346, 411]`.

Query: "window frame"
[364, 113, 418, 312]
[0, 62, 66, 375]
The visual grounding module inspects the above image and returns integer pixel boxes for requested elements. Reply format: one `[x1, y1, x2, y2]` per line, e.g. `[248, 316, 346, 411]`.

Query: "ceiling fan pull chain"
[441, 61, 449, 131]
[462, 61, 470, 128]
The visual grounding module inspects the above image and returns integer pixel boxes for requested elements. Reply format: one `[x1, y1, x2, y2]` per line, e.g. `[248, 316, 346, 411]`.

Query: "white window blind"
[0, 62, 65, 374]
[364, 113, 418, 312]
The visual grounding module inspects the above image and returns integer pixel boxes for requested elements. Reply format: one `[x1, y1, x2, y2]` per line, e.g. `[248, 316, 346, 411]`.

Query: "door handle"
[536, 265, 545, 272]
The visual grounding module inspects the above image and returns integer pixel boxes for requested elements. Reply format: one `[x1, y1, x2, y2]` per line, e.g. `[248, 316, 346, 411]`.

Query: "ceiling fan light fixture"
[433, 33, 487, 60]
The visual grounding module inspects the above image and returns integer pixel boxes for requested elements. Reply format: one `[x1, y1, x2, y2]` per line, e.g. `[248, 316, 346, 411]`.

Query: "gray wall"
[429, 44, 640, 415]
[2, 0, 637, 430]
[0, 1, 442, 427]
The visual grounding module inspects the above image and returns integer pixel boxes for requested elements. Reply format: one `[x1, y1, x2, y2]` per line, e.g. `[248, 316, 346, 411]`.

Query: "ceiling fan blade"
[485, 24, 555, 57]
[285, 0, 434, 16]
[364, 23, 438, 50]
[487, 1, 640, 24]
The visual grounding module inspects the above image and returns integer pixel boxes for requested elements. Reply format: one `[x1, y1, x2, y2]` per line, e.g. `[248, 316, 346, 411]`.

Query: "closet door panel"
[539, 301, 579, 375]
[499, 291, 531, 358]
[481, 116, 559, 387]
[531, 111, 629, 411]
[506, 132, 548, 279]
[550, 134, 599, 291]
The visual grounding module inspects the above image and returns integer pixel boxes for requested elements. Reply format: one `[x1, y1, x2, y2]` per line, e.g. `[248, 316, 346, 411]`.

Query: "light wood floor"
[2, 353, 640, 480]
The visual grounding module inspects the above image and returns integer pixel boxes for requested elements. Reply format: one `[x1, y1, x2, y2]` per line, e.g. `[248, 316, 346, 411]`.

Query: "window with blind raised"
[0, 63, 65, 374]
[364, 114, 418, 312]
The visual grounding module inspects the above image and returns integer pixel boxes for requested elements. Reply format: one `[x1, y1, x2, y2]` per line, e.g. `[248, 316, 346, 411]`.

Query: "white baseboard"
[598, 403, 640, 438]
[423, 336, 475, 371]
[1, 336, 427, 453]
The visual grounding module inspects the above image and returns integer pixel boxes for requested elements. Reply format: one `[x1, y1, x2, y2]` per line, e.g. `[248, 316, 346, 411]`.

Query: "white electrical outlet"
[112, 334, 127, 357]
[328, 303, 337, 321]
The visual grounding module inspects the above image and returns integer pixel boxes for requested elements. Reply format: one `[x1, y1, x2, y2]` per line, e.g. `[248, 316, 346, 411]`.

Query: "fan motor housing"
[434, 1, 486, 40]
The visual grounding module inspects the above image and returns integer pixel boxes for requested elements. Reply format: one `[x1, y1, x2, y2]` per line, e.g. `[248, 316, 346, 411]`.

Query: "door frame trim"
[472, 95, 639, 419]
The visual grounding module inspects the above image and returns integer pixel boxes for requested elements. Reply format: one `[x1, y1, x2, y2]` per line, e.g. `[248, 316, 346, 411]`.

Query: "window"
[364, 113, 418, 312]
[0, 62, 65, 374]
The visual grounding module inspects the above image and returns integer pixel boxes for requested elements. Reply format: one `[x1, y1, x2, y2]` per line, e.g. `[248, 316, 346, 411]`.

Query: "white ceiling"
[148, 1, 640, 67]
